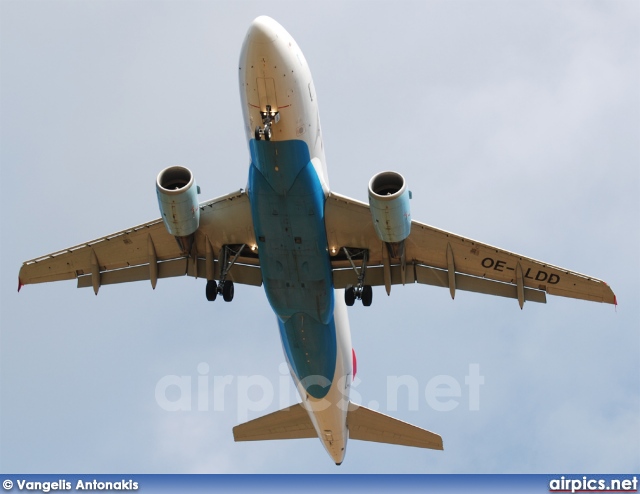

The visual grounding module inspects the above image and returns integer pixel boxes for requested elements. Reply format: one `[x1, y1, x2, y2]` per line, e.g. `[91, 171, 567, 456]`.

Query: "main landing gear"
[345, 284, 373, 307]
[205, 244, 245, 303]
[205, 279, 234, 302]
[254, 105, 280, 141]
[342, 247, 373, 307]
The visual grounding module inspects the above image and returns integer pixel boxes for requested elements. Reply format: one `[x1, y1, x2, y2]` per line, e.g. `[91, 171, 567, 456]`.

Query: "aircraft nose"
[246, 16, 280, 44]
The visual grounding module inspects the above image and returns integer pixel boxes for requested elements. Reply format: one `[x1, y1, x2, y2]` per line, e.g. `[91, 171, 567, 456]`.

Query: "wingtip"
[18, 278, 23, 292]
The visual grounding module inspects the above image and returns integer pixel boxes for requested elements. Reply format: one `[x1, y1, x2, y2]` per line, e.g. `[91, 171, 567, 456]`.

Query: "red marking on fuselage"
[352, 348, 357, 380]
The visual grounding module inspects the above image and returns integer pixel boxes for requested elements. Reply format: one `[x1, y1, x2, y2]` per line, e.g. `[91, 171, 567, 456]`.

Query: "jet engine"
[367, 171, 411, 244]
[156, 166, 200, 239]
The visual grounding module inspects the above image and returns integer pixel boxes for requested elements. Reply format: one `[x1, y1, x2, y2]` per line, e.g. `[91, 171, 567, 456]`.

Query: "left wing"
[19, 190, 262, 293]
[325, 192, 616, 307]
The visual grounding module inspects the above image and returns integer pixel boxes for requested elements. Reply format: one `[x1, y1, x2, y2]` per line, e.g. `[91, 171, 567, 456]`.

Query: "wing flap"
[332, 265, 416, 288]
[333, 264, 546, 303]
[416, 265, 547, 303]
[194, 259, 263, 287]
[545, 284, 613, 304]
[75, 258, 263, 289]
[233, 403, 317, 442]
[347, 402, 443, 450]
[76, 258, 188, 288]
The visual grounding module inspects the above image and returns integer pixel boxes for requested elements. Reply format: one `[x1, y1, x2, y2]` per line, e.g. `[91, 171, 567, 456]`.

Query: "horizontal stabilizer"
[347, 402, 443, 450]
[233, 403, 316, 442]
[233, 402, 443, 451]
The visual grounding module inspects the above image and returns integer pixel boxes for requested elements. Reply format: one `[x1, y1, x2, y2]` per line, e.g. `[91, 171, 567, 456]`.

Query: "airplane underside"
[248, 138, 338, 401]
[17, 15, 615, 467]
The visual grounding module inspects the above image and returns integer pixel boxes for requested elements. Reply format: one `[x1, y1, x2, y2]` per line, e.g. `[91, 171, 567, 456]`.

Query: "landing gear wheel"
[344, 286, 355, 306]
[206, 280, 218, 301]
[222, 280, 234, 302]
[254, 126, 262, 141]
[361, 285, 373, 307]
[264, 126, 272, 141]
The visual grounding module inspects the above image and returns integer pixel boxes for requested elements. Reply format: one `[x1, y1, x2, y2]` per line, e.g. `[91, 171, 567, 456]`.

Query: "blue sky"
[1, 0, 638, 473]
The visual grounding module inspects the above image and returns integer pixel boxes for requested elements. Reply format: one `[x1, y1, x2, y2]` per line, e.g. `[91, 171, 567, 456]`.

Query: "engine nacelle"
[156, 166, 200, 237]
[368, 171, 411, 243]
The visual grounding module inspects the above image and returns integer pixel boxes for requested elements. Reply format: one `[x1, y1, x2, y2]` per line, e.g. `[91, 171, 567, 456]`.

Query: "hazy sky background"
[1, 0, 638, 474]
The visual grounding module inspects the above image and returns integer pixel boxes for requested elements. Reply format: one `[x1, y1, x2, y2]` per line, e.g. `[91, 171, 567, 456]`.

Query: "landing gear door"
[257, 77, 278, 112]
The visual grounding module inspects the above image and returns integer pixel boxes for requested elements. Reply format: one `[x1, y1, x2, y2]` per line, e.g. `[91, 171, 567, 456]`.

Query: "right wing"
[19, 190, 262, 293]
[325, 192, 615, 307]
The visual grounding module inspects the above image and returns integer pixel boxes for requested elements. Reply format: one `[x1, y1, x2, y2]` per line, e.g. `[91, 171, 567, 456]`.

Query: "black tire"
[264, 126, 272, 141]
[222, 280, 234, 302]
[361, 285, 373, 307]
[206, 280, 217, 301]
[344, 286, 355, 306]
[254, 126, 261, 140]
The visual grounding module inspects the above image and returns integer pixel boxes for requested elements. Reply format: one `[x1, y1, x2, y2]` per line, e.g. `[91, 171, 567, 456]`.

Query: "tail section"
[232, 401, 443, 451]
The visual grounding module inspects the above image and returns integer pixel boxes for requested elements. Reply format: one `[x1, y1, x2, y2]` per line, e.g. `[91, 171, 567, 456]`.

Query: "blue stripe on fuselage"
[247, 139, 336, 399]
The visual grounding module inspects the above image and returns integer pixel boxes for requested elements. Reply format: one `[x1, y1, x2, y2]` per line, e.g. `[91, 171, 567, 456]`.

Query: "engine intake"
[368, 171, 411, 243]
[156, 166, 200, 237]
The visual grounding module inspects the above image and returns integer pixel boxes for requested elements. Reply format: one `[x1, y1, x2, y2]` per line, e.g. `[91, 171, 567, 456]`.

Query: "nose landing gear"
[254, 105, 280, 141]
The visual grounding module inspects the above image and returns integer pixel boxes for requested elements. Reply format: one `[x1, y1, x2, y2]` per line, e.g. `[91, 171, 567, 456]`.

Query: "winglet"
[18, 278, 23, 292]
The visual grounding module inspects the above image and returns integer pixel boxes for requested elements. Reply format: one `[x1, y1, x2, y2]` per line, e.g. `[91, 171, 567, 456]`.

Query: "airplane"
[18, 16, 616, 465]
